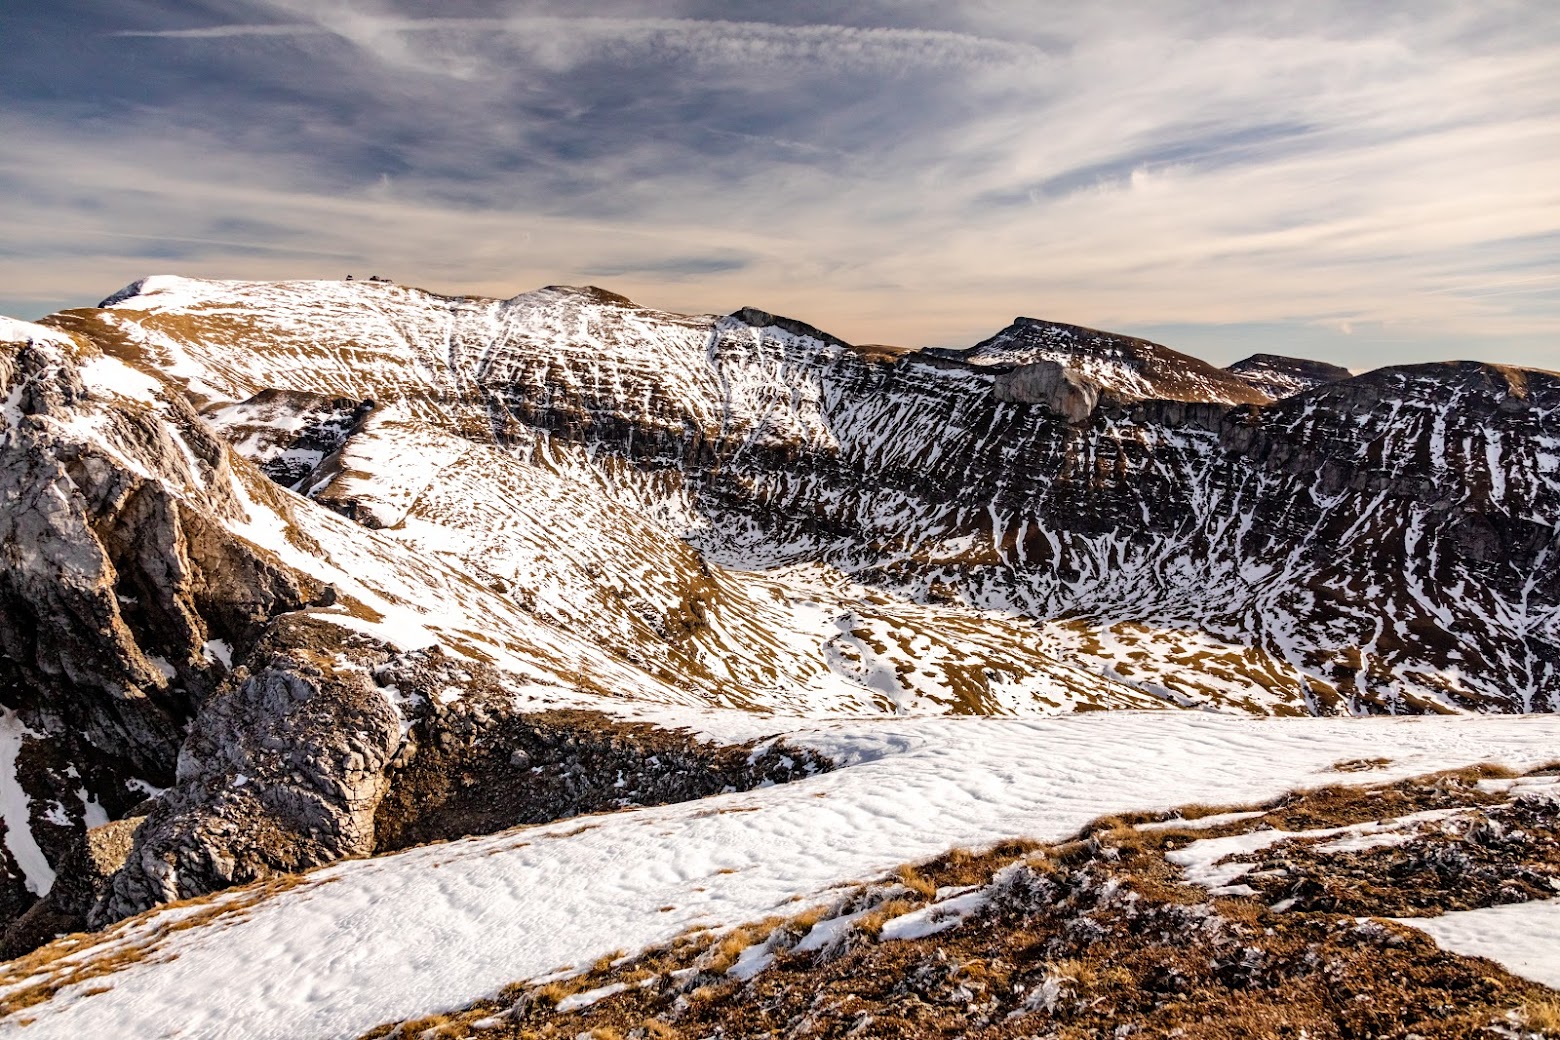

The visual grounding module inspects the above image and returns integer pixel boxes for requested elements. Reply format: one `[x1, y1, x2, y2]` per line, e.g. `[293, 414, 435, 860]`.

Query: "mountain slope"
[0, 314, 820, 947]
[42, 275, 1560, 716]
[0, 276, 1557, 1033]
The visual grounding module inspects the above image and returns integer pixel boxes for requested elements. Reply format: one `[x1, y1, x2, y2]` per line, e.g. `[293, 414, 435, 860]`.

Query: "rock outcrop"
[992, 360, 1103, 421]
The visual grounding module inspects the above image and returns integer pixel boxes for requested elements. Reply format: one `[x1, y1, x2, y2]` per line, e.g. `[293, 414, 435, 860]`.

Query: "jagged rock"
[992, 360, 1102, 421]
[0, 330, 319, 775]
[95, 621, 404, 923]
[1, 815, 146, 956]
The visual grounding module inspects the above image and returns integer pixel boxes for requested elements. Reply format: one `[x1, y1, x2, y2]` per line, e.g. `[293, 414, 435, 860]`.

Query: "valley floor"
[1, 710, 1557, 1039]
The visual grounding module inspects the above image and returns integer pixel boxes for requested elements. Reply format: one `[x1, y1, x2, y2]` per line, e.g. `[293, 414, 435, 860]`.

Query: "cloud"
[112, 23, 322, 38]
[3, 1, 1559, 370]
[113, 9, 1043, 77]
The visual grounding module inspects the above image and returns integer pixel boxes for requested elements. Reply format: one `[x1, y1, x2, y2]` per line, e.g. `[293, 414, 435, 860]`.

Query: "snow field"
[3, 710, 1557, 1040]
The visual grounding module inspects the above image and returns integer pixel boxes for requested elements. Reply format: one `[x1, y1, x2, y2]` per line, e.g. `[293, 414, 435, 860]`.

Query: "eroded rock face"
[0, 324, 335, 944]
[1, 815, 147, 958]
[0, 336, 319, 774]
[993, 360, 1102, 422]
[96, 621, 403, 923]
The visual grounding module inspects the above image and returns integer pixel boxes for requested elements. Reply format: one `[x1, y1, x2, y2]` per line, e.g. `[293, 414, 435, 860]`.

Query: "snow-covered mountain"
[48, 275, 1560, 719]
[1, 275, 1557, 1019]
[1226, 351, 1353, 399]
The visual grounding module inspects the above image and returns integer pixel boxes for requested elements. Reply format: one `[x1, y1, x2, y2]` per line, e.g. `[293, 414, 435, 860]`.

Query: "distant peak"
[946, 316, 1269, 407]
[1226, 354, 1352, 400]
[540, 285, 639, 308]
[1227, 353, 1351, 379]
[727, 307, 852, 350]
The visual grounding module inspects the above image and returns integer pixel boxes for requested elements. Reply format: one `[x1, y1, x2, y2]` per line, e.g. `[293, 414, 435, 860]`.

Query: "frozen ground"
[2, 710, 1555, 1040]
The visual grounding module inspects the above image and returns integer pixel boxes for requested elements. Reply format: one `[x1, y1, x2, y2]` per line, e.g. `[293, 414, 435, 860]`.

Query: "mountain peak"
[1226, 353, 1352, 399]
[726, 306, 853, 349]
[941, 317, 1271, 406]
[536, 284, 640, 308]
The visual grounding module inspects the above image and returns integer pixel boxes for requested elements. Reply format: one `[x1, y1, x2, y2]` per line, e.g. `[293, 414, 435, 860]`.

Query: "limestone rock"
[992, 360, 1102, 422]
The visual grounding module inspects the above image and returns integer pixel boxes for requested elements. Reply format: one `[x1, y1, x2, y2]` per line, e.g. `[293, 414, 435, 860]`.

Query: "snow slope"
[3, 710, 1555, 1040]
[1395, 901, 1560, 990]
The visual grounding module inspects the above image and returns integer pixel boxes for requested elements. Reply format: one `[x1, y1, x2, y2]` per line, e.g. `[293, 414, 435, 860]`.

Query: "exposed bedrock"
[0, 337, 320, 774]
[992, 360, 1101, 422]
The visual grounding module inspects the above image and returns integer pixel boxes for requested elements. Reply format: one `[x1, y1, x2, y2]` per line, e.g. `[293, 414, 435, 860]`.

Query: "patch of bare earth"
[357, 763, 1560, 1040]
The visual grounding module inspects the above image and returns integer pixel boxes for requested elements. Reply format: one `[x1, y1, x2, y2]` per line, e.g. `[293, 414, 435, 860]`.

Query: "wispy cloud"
[4, 1, 1559, 369]
[111, 23, 322, 38]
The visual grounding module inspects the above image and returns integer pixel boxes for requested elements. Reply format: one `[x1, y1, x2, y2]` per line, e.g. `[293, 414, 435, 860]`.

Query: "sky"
[3, 1, 1558, 369]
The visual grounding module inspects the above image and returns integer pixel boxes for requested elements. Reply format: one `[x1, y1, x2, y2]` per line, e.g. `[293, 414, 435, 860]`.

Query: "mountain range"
[0, 275, 1556, 1026]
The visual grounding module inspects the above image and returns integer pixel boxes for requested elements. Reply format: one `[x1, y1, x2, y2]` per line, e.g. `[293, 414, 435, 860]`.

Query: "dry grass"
[1171, 799, 1269, 820]
[591, 950, 626, 973]
[1520, 996, 1560, 1036]
[1042, 957, 1133, 995]
[853, 898, 917, 939]
[896, 865, 938, 899]
[1212, 896, 1263, 929]
[1332, 756, 1393, 772]
[702, 927, 755, 974]
[787, 904, 831, 932]
[529, 976, 595, 1009]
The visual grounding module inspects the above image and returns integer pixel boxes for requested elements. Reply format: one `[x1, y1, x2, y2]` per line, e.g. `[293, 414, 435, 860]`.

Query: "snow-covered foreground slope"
[4, 710, 1555, 1040]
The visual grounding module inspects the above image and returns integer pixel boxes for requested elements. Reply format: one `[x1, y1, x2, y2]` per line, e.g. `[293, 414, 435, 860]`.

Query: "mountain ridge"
[35, 273, 1559, 718]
